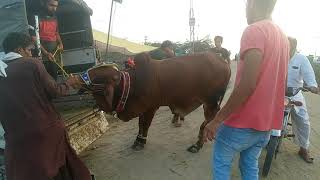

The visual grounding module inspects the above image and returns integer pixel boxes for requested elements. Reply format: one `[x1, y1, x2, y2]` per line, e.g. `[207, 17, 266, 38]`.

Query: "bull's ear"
[104, 84, 115, 110]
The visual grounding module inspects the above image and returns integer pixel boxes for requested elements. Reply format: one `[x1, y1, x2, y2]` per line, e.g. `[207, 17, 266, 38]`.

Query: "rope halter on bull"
[79, 63, 131, 113]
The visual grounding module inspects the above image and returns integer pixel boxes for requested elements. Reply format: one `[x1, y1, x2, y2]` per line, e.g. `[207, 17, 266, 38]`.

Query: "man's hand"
[65, 75, 82, 89]
[203, 113, 224, 142]
[44, 51, 55, 61]
[57, 43, 64, 51]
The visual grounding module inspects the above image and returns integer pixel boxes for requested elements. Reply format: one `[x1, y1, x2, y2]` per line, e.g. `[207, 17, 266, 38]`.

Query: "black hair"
[2, 32, 33, 54]
[254, 0, 277, 16]
[288, 36, 297, 50]
[41, 0, 58, 7]
[161, 40, 173, 48]
[214, 36, 223, 42]
[46, 0, 58, 3]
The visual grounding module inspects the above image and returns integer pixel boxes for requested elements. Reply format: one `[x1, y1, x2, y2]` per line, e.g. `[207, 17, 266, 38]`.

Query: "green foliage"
[311, 62, 320, 85]
[175, 37, 213, 55]
[144, 42, 161, 47]
[307, 55, 320, 85]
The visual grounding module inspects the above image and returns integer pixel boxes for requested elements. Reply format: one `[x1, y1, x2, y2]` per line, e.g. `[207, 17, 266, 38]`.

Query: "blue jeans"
[212, 124, 270, 180]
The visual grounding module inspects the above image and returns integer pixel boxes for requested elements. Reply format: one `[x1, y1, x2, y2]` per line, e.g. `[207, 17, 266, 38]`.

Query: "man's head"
[43, 0, 59, 16]
[161, 40, 174, 50]
[214, 36, 223, 48]
[2, 32, 34, 57]
[246, 0, 277, 25]
[288, 37, 297, 58]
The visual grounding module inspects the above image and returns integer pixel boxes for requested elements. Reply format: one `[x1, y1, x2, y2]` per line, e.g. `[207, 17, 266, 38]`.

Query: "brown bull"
[147, 44, 185, 127]
[77, 52, 231, 153]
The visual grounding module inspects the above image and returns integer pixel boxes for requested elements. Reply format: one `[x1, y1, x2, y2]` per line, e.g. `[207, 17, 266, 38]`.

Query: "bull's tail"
[217, 87, 227, 107]
[208, 86, 228, 110]
[218, 64, 232, 107]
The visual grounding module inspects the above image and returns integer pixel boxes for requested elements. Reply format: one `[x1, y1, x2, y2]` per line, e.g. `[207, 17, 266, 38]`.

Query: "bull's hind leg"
[132, 108, 158, 151]
[187, 103, 220, 153]
[172, 114, 183, 127]
[171, 113, 179, 124]
[170, 106, 182, 127]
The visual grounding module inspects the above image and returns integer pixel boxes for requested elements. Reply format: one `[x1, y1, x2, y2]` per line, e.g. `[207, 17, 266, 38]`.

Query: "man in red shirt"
[29, 0, 63, 80]
[203, 0, 289, 179]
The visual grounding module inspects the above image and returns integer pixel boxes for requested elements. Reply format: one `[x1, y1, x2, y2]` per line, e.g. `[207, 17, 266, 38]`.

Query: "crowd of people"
[0, 0, 319, 179]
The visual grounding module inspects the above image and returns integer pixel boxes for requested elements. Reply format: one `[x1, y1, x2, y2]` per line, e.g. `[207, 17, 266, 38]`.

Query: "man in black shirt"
[210, 36, 231, 64]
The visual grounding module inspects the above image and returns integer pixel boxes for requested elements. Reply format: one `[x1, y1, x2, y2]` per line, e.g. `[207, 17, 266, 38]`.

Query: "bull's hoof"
[174, 122, 182, 127]
[77, 88, 86, 95]
[171, 118, 177, 124]
[131, 141, 145, 151]
[187, 144, 201, 153]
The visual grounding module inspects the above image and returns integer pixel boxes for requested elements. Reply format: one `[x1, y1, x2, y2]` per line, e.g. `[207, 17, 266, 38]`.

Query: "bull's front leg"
[187, 120, 209, 153]
[132, 108, 158, 151]
[187, 103, 220, 153]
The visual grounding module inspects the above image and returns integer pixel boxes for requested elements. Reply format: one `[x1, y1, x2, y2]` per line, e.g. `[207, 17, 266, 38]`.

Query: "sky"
[83, 0, 320, 56]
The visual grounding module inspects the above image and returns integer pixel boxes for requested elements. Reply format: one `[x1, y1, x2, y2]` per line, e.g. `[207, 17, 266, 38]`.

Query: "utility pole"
[144, 36, 148, 45]
[189, 0, 195, 54]
[105, 0, 123, 60]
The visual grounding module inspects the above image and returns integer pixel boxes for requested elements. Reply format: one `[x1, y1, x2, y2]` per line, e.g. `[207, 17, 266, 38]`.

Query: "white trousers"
[291, 92, 310, 149]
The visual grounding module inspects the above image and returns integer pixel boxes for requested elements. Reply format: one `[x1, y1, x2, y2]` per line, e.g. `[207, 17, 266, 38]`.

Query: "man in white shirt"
[287, 37, 319, 163]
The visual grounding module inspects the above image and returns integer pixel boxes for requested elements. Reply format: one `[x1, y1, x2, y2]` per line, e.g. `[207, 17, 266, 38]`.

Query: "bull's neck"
[112, 70, 134, 112]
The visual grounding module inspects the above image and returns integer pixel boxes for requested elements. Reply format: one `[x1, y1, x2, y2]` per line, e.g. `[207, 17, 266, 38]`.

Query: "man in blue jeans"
[203, 0, 290, 179]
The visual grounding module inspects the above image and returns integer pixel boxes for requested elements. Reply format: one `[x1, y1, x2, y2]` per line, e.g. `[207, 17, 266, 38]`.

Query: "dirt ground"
[81, 61, 320, 180]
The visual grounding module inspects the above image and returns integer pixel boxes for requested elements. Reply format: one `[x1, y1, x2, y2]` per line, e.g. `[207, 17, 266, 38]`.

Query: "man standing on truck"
[29, 0, 64, 80]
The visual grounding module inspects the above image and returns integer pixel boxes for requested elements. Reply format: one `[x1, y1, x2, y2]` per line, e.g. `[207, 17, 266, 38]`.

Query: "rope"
[52, 48, 59, 57]
[51, 48, 70, 77]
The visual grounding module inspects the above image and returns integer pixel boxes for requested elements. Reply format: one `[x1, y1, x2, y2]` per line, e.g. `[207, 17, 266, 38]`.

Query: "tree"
[144, 42, 162, 47]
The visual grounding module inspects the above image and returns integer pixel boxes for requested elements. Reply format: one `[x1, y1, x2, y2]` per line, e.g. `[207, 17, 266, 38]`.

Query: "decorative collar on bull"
[79, 62, 131, 113]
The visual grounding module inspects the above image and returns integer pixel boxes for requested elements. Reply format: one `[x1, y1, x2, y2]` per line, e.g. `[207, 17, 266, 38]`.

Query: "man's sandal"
[298, 150, 314, 163]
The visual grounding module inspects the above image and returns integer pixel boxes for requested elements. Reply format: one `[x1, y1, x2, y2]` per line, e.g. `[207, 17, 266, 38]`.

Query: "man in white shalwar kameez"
[287, 37, 319, 163]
